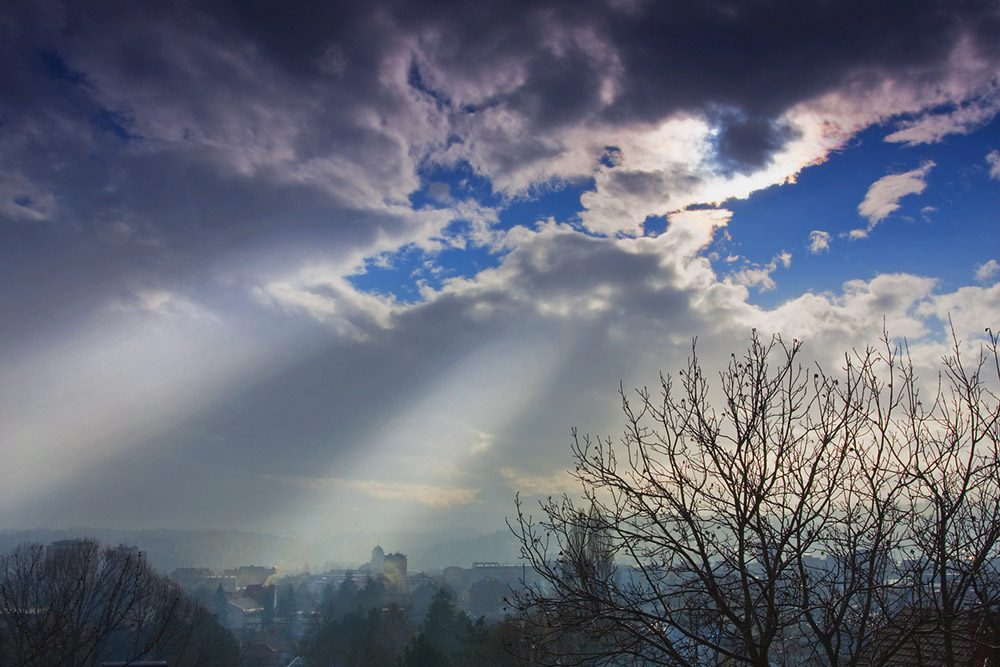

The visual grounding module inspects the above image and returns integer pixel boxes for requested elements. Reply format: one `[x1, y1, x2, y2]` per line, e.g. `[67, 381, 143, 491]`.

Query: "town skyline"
[2, 0, 999, 554]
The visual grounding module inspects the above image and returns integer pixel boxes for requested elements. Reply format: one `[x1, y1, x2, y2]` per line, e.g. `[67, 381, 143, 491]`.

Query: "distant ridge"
[0, 528, 314, 572]
[0, 527, 524, 573]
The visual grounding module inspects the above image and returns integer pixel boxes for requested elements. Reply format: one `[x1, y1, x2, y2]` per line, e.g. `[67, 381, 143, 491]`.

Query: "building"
[243, 583, 276, 608]
[46, 539, 90, 560]
[383, 552, 407, 591]
[370, 545, 385, 575]
[227, 597, 263, 631]
[224, 564, 276, 589]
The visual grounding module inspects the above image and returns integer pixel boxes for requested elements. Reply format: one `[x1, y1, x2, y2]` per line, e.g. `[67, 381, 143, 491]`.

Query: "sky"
[1, 0, 1000, 554]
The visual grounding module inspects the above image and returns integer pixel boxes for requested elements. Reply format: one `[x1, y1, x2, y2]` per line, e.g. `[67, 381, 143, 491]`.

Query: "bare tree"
[0, 538, 238, 667]
[511, 329, 1000, 666]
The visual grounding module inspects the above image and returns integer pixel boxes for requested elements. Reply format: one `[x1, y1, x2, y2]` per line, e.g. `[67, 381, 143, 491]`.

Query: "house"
[243, 642, 278, 666]
[244, 583, 276, 607]
[227, 597, 263, 631]
[244, 640, 296, 667]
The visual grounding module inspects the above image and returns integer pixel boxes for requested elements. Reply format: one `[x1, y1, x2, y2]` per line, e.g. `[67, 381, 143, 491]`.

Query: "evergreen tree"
[357, 575, 384, 610]
[213, 583, 229, 625]
[276, 583, 296, 619]
[336, 571, 358, 612]
[260, 588, 274, 627]
[295, 581, 314, 614]
[403, 633, 450, 667]
[422, 588, 471, 658]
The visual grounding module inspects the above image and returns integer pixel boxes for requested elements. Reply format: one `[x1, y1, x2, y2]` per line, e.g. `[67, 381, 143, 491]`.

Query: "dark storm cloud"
[604, 170, 675, 198]
[505, 47, 610, 131]
[199, 0, 379, 75]
[3, 0, 995, 237]
[391, 0, 999, 161]
[713, 113, 802, 174]
[0, 0, 992, 376]
[0, 0, 425, 350]
[8, 0, 983, 176]
[595, 0, 988, 117]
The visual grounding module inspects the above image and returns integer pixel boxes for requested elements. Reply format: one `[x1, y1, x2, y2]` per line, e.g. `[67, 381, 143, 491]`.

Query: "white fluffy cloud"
[808, 230, 831, 254]
[988, 150, 1000, 181]
[852, 161, 935, 238]
[0, 172, 57, 222]
[976, 259, 1000, 283]
[254, 266, 400, 340]
[730, 251, 792, 292]
[884, 93, 1000, 145]
[766, 273, 938, 353]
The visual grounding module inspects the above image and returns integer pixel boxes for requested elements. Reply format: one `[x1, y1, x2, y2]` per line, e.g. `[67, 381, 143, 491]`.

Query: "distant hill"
[0, 528, 316, 572]
[406, 530, 523, 571]
[0, 526, 524, 574]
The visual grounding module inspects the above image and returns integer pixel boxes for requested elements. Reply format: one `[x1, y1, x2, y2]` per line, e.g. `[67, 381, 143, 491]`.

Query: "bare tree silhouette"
[511, 328, 1000, 667]
[0, 538, 238, 666]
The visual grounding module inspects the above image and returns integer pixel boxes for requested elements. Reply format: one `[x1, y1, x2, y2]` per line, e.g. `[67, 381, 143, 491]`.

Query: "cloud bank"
[1, 0, 999, 542]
